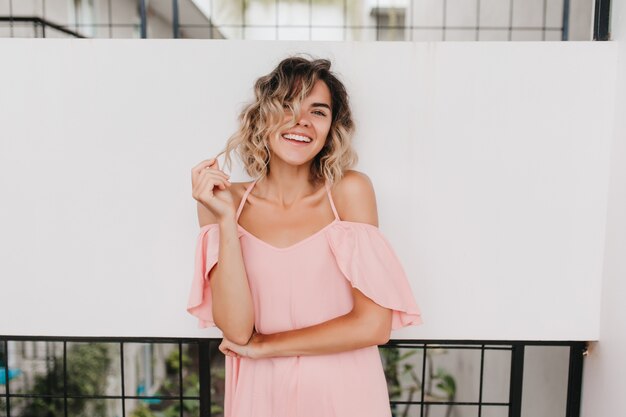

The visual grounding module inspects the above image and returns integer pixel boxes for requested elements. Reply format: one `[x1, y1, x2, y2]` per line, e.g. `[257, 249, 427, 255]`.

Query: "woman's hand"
[218, 331, 268, 360]
[191, 157, 235, 222]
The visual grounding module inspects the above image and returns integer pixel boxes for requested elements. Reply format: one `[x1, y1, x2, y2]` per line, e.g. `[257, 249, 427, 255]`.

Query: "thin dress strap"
[236, 179, 258, 221]
[324, 179, 340, 221]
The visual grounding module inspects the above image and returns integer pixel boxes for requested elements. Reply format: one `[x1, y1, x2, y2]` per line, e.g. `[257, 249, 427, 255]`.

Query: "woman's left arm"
[218, 170, 392, 359]
[219, 289, 392, 359]
[260, 288, 392, 357]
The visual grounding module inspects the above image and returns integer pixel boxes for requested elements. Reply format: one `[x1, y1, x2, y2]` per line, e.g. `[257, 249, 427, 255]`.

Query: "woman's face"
[268, 79, 333, 168]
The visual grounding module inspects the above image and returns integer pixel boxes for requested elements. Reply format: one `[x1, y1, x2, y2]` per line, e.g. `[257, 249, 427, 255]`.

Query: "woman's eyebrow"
[311, 102, 331, 110]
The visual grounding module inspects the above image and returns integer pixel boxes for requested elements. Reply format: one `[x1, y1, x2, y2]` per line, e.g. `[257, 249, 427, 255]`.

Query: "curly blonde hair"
[215, 53, 358, 186]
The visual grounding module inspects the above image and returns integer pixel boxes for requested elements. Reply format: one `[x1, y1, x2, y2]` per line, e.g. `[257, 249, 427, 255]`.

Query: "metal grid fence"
[0, 0, 611, 40]
[0, 336, 587, 417]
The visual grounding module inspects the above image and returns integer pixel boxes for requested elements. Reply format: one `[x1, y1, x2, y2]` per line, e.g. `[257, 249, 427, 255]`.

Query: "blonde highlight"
[214, 53, 358, 186]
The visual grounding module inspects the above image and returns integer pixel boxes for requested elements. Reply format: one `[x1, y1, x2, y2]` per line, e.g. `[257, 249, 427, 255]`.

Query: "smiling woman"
[188, 54, 423, 417]
[272, 79, 332, 160]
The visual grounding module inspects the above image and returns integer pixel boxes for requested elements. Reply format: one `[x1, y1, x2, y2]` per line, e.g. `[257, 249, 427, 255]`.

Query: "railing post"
[561, 0, 570, 40]
[565, 342, 585, 417]
[199, 339, 212, 417]
[139, 0, 147, 38]
[593, 0, 611, 40]
[508, 343, 524, 417]
[173, 0, 180, 38]
[3, 340, 11, 417]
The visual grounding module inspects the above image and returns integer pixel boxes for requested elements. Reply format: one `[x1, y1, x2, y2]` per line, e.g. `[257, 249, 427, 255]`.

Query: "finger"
[192, 158, 216, 174]
[202, 167, 231, 183]
[197, 166, 231, 188]
[191, 158, 219, 180]
[207, 173, 231, 189]
[199, 173, 229, 193]
[219, 343, 232, 357]
[204, 172, 231, 188]
[198, 170, 230, 186]
[193, 175, 214, 200]
[220, 338, 241, 358]
[208, 158, 220, 170]
[191, 159, 216, 185]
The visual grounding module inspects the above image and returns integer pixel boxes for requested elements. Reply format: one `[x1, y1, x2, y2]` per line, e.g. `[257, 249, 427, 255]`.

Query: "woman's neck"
[258, 168, 321, 206]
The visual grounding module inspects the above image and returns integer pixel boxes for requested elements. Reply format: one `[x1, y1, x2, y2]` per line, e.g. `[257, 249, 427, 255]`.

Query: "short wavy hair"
[216, 53, 358, 185]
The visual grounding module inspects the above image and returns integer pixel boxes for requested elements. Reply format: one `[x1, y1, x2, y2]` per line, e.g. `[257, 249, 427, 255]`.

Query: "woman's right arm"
[192, 159, 255, 345]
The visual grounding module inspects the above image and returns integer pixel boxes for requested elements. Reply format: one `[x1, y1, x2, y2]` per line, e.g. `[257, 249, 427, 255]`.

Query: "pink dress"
[187, 178, 423, 417]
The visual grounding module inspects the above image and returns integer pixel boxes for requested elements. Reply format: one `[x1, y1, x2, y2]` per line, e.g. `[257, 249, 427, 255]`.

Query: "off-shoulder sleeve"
[326, 222, 423, 330]
[186, 224, 244, 328]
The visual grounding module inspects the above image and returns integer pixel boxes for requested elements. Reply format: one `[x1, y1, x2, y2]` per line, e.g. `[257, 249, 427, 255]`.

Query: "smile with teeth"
[282, 133, 312, 143]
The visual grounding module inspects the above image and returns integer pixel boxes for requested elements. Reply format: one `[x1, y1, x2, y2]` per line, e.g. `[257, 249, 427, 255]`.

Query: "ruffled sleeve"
[326, 221, 423, 330]
[186, 224, 244, 328]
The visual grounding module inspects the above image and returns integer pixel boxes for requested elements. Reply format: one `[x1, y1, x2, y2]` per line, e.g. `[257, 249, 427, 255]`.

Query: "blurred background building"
[0, 0, 596, 40]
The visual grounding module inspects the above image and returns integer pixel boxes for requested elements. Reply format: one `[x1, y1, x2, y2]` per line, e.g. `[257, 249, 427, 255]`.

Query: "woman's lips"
[281, 135, 312, 146]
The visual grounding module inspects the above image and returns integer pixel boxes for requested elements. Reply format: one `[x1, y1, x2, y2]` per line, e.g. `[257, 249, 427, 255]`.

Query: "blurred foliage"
[382, 346, 457, 417]
[20, 343, 111, 417]
[129, 402, 154, 417]
[165, 347, 191, 374]
[129, 346, 201, 417]
[8, 341, 227, 417]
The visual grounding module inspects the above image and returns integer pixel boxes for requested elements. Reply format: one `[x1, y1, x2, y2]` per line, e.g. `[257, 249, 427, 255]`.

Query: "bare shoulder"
[331, 170, 378, 227]
[196, 181, 251, 227]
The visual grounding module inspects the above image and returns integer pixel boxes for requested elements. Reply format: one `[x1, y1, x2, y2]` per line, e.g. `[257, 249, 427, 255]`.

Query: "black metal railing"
[593, 0, 611, 40]
[0, 336, 587, 417]
[384, 339, 586, 417]
[0, 0, 611, 41]
[0, 16, 86, 38]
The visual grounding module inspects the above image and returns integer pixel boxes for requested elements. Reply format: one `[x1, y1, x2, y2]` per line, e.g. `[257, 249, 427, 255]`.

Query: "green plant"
[165, 347, 191, 375]
[382, 346, 457, 417]
[129, 402, 156, 417]
[19, 342, 111, 417]
[136, 346, 202, 417]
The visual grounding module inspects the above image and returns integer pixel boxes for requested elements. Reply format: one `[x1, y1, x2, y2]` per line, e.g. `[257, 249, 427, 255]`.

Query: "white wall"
[580, 0, 626, 414]
[0, 39, 614, 341]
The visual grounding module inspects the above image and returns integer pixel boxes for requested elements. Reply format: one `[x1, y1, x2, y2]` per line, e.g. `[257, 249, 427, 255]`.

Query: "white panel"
[580, 0, 626, 415]
[0, 39, 615, 341]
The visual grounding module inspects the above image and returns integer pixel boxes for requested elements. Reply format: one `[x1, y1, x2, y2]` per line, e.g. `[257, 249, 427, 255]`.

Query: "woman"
[188, 55, 423, 417]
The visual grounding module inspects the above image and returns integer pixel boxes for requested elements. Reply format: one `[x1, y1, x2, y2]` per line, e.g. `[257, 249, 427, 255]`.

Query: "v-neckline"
[235, 177, 342, 251]
[237, 219, 340, 251]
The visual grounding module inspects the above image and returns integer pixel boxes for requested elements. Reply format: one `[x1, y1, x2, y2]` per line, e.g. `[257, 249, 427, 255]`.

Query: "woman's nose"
[296, 113, 310, 126]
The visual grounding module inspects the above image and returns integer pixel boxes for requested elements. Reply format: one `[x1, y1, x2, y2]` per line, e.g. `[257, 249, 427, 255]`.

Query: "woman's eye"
[313, 110, 326, 117]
